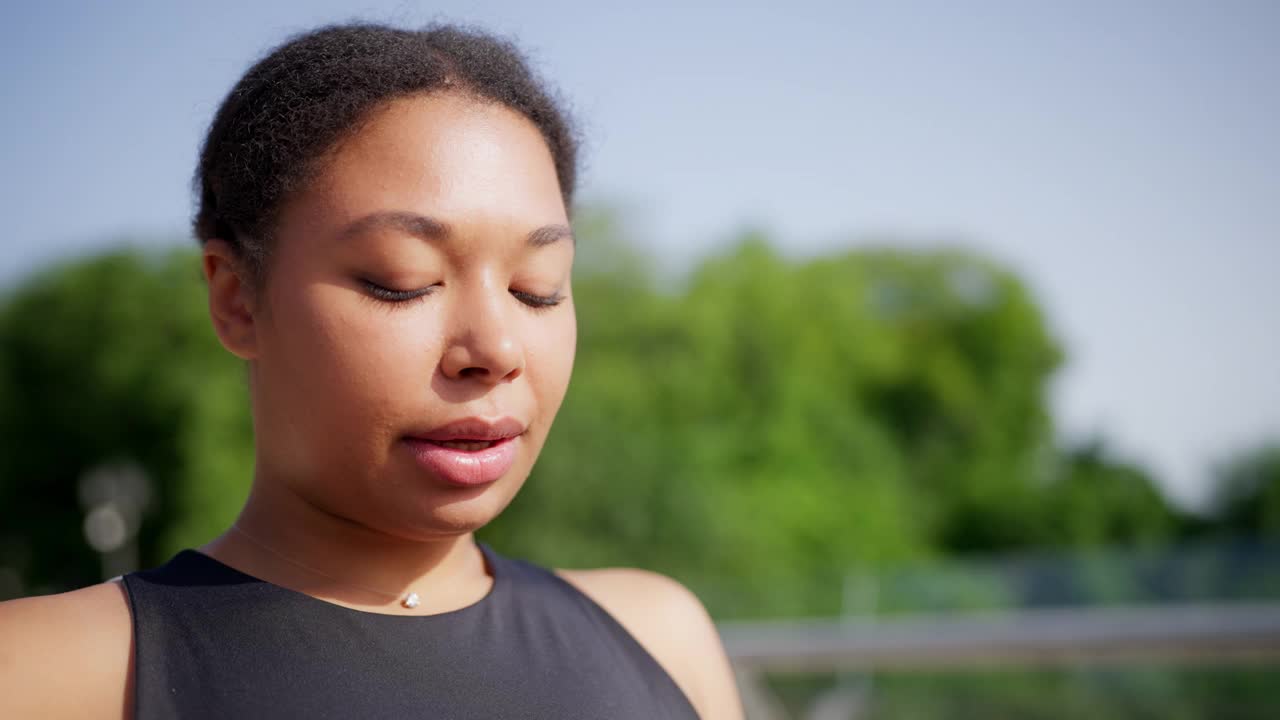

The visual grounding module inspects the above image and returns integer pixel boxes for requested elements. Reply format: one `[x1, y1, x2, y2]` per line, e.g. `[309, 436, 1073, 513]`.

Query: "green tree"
[485, 223, 1067, 616]
[1036, 439, 1179, 548]
[0, 247, 252, 596]
[844, 246, 1063, 552]
[1208, 443, 1280, 536]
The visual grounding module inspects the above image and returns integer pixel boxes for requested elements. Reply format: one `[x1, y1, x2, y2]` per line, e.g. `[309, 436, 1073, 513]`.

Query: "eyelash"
[511, 290, 565, 312]
[361, 280, 438, 304]
[360, 280, 564, 311]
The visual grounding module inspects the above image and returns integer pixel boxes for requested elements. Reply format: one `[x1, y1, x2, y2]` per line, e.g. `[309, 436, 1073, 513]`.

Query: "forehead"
[288, 92, 567, 235]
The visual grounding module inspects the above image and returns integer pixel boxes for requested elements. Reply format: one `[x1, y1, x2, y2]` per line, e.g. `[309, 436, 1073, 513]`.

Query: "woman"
[0, 22, 743, 719]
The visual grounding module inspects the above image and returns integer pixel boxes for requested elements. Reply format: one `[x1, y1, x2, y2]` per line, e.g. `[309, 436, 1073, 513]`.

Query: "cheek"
[527, 310, 577, 416]
[264, 284, 443, 430]
[323, 306, 444, 409]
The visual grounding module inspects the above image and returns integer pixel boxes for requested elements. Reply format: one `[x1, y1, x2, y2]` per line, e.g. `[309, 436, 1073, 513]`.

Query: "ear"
[202, 239, 259, 360]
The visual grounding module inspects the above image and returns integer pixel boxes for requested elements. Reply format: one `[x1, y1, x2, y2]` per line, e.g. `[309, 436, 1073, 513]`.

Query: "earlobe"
[202, 239, 259, 360]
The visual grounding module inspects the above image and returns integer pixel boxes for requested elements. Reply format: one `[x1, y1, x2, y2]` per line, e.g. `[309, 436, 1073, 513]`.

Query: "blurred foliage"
[485, 208, 1071, 616]
[0, 248, 253, 595]
[0, 210, 1276, 619]
[1208, 444, 1280, 537]
[1038, 439, 1180, 549]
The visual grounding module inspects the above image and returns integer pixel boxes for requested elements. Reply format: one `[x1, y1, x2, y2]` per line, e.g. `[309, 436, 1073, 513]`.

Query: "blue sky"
[2, 1, 1277, 507]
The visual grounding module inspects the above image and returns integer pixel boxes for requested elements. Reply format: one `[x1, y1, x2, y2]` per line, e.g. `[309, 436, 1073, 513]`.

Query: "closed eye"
[511, 289, 564, 310]
[360, 279, 439, 304]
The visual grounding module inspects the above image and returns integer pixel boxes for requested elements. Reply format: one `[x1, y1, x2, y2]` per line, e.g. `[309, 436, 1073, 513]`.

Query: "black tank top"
[122, 543, 700, 719]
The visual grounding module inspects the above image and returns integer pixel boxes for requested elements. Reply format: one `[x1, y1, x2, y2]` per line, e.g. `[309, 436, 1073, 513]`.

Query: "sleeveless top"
[121, 543, 700, 719]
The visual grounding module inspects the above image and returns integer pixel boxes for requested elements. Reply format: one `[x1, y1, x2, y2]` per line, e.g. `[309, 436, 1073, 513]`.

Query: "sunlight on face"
[248, 92, 576, 539]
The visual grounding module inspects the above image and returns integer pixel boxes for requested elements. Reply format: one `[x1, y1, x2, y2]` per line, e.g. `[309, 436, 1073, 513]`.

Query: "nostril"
[440, 341, 523, 383]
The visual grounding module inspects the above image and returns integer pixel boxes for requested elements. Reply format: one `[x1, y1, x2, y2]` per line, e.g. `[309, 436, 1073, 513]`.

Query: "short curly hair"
[193, 22, 580, 286]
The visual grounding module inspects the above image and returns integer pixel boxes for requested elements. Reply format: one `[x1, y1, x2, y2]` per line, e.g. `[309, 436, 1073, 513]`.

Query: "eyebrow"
[338, 210, 574, 247]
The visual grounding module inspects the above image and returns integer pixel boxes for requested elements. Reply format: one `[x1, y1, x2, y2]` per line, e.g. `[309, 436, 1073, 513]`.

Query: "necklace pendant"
[401, 592, 420, 609]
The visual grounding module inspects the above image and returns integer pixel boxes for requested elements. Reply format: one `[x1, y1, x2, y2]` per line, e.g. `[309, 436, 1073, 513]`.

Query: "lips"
[402, 417, 526, 487]
[406, 416, 526, 443]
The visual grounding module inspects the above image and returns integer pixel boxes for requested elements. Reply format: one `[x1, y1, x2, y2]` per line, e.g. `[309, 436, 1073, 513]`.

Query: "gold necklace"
[229, 523, 421, 609]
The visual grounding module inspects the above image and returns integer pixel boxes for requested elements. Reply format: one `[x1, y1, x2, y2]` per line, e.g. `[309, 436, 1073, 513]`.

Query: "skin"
[0, 92, 743, 719]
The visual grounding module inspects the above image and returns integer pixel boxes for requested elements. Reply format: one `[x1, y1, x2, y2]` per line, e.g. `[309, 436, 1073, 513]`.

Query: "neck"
[201, 476, 492, 615]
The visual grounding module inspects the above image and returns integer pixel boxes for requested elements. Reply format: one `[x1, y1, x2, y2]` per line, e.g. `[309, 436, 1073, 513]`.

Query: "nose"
[439, 280, 524, 384]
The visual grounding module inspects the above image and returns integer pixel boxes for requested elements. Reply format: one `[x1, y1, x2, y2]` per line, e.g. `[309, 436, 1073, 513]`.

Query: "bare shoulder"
[555, 566, 744, 720]
[0, 580, 134, 720]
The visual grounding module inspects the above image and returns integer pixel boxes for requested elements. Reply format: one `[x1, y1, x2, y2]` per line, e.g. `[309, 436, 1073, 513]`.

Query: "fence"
[714, 538, 1280, 719]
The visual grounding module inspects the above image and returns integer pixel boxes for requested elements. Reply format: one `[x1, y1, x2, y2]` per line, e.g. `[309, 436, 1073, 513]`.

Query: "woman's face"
[246, 92, 575, 539]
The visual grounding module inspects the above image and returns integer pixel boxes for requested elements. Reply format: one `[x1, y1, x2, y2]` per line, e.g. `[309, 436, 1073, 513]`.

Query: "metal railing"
[712, 538, 1280, 719]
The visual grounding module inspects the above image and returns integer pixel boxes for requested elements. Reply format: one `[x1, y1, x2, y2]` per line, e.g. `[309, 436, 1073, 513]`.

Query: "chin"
[383, 476, 525, 540]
